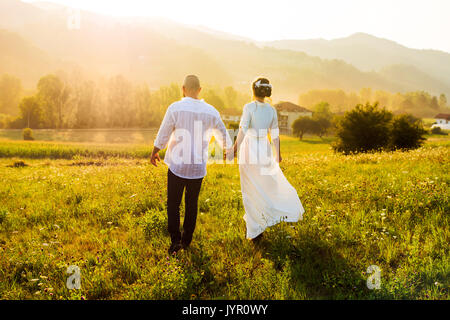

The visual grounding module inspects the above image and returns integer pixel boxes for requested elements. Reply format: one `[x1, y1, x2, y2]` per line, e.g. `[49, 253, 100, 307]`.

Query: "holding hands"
[224, 144, 236, 162]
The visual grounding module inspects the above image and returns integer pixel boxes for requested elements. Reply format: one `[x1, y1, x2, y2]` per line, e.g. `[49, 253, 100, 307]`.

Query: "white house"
[274, 101, 313, 135]
[432, 113, 450, 130]
[221, 114, 240, 123]
[221, 108, 241, 126]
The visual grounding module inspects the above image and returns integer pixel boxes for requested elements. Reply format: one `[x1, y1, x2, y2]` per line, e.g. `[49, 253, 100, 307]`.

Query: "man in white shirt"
[151, 75, 232, 254]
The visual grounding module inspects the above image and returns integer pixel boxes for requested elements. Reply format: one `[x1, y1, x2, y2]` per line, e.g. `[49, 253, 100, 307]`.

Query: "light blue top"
[239, 101, 279, 138]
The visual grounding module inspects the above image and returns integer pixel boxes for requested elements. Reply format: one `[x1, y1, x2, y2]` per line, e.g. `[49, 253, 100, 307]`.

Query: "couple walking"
[150, 75, 305, 254]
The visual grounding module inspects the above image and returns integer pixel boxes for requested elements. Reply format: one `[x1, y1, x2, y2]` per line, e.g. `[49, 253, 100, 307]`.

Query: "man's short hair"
[183, 75, 201, 91]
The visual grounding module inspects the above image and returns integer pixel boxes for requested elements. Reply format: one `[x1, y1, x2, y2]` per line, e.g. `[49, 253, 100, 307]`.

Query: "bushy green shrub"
[333, 104, 428, 154]
[431, 126, 448, 135]
[22, 128, 34, 141]
[389, 114, 427, 150]
[332, 103, 392, 154]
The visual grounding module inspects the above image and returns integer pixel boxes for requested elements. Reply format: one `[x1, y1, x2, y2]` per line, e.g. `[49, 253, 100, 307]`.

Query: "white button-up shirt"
[154, 97, 233, 179]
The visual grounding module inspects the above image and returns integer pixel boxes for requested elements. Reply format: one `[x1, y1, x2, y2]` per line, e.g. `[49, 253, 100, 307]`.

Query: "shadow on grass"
[177, 223, 370, 299]
[254, 225, 367, 299]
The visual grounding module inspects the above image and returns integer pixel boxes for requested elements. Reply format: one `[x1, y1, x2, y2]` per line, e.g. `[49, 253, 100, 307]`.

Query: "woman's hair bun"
[252, 77, 272, 98]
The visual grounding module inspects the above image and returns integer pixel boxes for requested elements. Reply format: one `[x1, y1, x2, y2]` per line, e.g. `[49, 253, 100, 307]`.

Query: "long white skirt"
[239, 134, 304, 239]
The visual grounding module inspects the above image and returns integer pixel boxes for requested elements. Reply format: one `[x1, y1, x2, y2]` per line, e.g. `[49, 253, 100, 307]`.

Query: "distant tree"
[399, 98, 414, 114]
[299, 89, 352, 112]
[439, 94, 447, 109]
[203, 88, 225, 111]
[107, 75, 135, 127]
[18, 96, 41, 128]
[373, 90, 389, 107]
[0, 74, 22, 115]
[292, 116, 316, 140]
[224, 86, 238, 109]
[73, 80, 97, 128]
[313, 117, 332, 138]
[313, 101, 333, 120]
[37, 74, 70, 128]
[235, 91, 251, 111]
[360, 88, 372, 104]
[134, 84, 154, 127]
[333, 102, 393, 154]
[155, 83, 181, 112]
[0, 115, 3, 130]
[312, 102, 333, 137]
[153, 83, 181, 124]
[430, 96, 440, 110]
[389, 114, 427, 150]
[298, 88, 445, 118]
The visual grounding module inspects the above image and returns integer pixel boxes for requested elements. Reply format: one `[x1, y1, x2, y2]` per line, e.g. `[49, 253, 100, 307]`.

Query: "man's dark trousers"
[167, 169, 204, 247]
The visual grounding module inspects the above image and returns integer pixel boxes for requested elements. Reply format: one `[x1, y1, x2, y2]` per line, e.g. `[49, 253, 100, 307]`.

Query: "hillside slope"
[1, 1, 449, 100]
[265, 33, 450, 87]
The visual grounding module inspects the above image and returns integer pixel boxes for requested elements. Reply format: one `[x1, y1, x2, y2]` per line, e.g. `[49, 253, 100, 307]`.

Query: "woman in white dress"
[232, 77, 305, 240]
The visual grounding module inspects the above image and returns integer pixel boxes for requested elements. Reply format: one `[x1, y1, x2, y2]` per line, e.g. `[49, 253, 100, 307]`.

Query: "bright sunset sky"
[23, 0, 450, 53]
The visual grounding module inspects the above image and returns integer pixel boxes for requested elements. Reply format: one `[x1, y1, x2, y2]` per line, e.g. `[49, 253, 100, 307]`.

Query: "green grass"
[0, 135, 448, 300]
[0, 135, 331, 160]
[0, 128, 158, 144]
[0, 139, 155, 159]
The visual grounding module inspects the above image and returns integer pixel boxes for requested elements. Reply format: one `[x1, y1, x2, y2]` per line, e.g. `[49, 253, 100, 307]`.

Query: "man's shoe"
[181, 242, 190, 250]
[168, 242, 182, 255]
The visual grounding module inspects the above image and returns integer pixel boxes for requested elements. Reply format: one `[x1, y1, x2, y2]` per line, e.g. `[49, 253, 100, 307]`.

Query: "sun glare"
[20, 0, 450, 51]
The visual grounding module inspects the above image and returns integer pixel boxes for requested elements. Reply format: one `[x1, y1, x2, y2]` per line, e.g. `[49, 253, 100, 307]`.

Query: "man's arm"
[151, 107, 175, 167]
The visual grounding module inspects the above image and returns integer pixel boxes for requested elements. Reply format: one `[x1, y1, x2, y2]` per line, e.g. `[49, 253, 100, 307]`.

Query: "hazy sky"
[23, 0, 450, 52]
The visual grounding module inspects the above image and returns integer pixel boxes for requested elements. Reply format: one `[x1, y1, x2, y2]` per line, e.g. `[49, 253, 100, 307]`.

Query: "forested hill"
[0, 29, 62, 87]
[1, 0, 449, 100]
[265, 32, 450, 93]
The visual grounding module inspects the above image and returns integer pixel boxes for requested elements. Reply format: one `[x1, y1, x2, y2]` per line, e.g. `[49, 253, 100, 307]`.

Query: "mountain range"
[1, 0, 449, 102]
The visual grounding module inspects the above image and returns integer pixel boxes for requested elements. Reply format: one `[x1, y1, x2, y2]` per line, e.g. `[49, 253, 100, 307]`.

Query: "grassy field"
[0, 134, 448, 300]
[0, 129, 158, 144]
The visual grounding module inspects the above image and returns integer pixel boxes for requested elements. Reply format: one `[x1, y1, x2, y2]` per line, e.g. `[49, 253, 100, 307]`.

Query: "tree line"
[0, 73, 249, 129]
[2, 72, 449, 131]
[298, 88, 449, 118]
[292, 102, 334, 140]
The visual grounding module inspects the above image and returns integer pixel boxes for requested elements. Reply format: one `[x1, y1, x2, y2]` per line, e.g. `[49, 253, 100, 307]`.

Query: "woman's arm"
[272, 136, 282, 163]
[231, 104, 250, 155]
[233, 128, 245, 154]
[270, 108, 281, 163]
